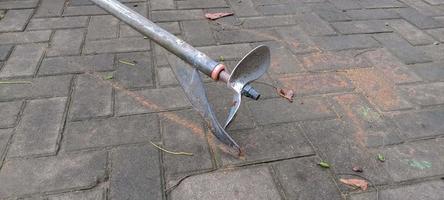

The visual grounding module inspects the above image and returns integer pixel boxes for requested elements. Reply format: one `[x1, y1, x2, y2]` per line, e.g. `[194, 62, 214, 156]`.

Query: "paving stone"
[0, 9, 33, 32]
[0, 0, 38, 9]
[151, 10, 204, 22]
[0, 30, 51, 45]
[374, 33, 432, 64]
[417, 44, 444, 62]
[265, 42, 304, 74]
[346, 67, 413, 111]
[0, 43, 46, 78]
[35, 0, 65, 17]
[86, 15, 119, 40]
[329, 0, 361, 10]
[116, 52, 154, 88]
[39, 54, 114, 75]
[256, 4, 295, 15]
[299, 49, 371, 71]
[400, 82, 444, 106]
[0, 45, 13, 61]
[63, 5, 107, 16]
[426, 28, 444, 42]
[177, 0, 228, 9]
[275, 26, 318, 54]
[247, 97, 334, 125]
[330, 94, 403, 147]
[69, 74, 113, 120]
[182, 20, 216, 46]
[310, 3, 351, 22]
[358, 0, 405, 8]
[274, 157, 342, 200]
[0, 151, 106, 199]
[278, 73, 353, 96]
[363, 48, 421, 84]
[0, 101, 22, 128]
[215, 29, 274, 44]
[424, 0, 444, 5]
[228, 0, 260, 17]
[392, 109, 444, 140]
[313, 35, 379, 50]
[219, 123, 314, 165]
[388, 20, 435, 45]
[197, 43, 252, 61]
[344, 9, 399, 20]
[350, 180, 444, 200]
[8, 97, 67, 158]
[398, 8, 444, 29]
[401, 0, 443, 16]
[150, 0, 175, 10]
[110, 145, 162, 200]
[0, 129, 12, 161]
[84, 37, 150, 54]
[161, 110, 213, 178]
[47, 29, 85, 57]
[0, 75, 72, 101]
[48, 187, 105, 200]
[27, 16, 89, 30]
[156, 66, 178, 86]
[382, 138, 444, 181]
[297, 12, 337, 36]
[115, 87, 191, 115]
[409, 62, 444, 81]
[170, 167, 281, 200]
[332, 20, 392, 34]
[301, 119, 393, 185]
[64, 114, 159, 151]
[241, 15, 297, 28]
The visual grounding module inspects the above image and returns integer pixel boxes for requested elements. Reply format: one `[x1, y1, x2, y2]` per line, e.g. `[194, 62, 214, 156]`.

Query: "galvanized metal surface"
[166, 55, 241, 151]
[90, 0, 218, 76]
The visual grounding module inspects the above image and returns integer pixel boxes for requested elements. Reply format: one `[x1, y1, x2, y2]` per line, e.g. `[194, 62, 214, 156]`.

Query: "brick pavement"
[0, 0, 444, 199]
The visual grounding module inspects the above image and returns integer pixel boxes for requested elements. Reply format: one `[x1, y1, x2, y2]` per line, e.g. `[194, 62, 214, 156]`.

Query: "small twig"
[149, 141, 193, 156]
[165, 168, 218, 193]
[119, 59, 136, 66]
[336, 173, 379, 200]
[0, 81, 32, 84]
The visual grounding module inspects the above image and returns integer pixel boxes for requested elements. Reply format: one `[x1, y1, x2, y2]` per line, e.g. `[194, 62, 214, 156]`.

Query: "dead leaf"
[339, 178, 368, 191]
[205, 12, 234, 20]
[277, 88, 294, 102]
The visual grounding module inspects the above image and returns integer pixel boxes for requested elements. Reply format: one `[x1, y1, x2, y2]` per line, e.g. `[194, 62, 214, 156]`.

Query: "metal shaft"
[91, 0, 218, 76]
[91, 0, 261, 100]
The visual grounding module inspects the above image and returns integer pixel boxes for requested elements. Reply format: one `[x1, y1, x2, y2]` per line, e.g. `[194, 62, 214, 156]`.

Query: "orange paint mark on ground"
[333, 94, 367, 147]
[344, 68, 411, 111]
[278, 73, 352, 96]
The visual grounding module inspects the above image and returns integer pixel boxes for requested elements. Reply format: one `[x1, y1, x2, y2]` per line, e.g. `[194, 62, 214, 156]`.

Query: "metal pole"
[90, 0, 218, 76]
[91, 0, 261, 100]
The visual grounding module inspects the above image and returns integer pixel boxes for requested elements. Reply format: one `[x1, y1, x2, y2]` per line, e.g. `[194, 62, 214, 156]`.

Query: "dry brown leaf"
[339, 178, 368, 191]
[205, 12, 234, 20]
[277, 88, 294, 102]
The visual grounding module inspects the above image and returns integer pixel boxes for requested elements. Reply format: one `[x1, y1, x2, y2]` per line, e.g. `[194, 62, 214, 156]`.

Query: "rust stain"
[363, 49, 419, 84]
[333, 94, 367, 147]
[344, 68, 406, 111]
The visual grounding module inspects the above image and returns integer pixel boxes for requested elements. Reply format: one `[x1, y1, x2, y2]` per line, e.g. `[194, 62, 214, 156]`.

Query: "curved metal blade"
[166, 55, 241, 151]
[224, 45, 271, 129]
[223, 92, 241, 129]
